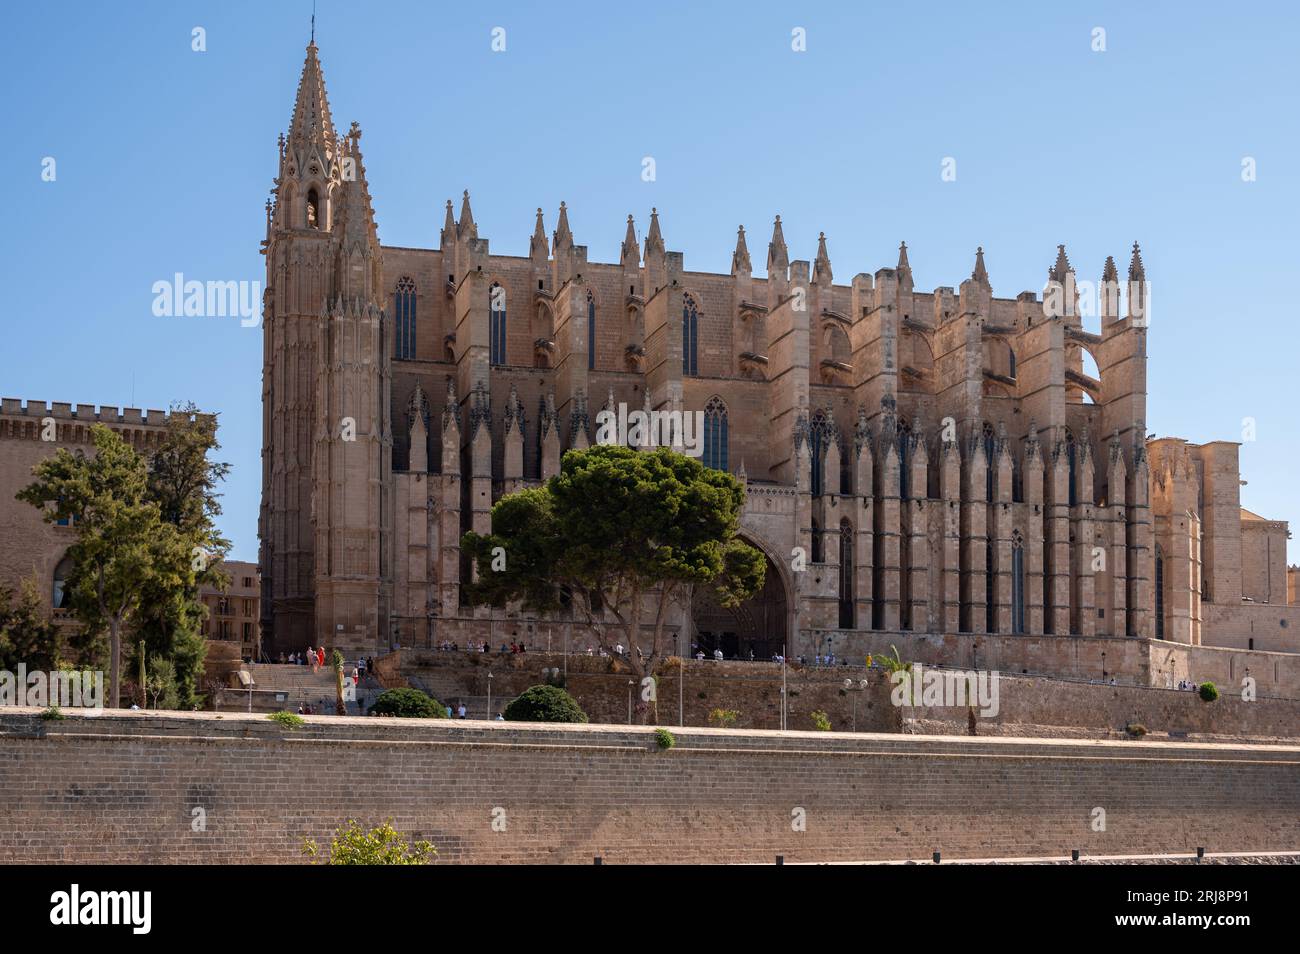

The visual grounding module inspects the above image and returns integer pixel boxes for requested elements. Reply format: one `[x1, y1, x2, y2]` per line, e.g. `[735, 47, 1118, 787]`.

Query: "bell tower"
[260, 41, 392, 655]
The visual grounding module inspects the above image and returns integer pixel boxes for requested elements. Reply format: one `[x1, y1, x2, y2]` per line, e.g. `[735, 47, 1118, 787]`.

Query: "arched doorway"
[690, 542, 788, 661]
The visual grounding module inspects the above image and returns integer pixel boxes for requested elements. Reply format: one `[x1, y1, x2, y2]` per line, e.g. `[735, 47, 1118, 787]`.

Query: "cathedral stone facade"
[258, 42, 1298, 662]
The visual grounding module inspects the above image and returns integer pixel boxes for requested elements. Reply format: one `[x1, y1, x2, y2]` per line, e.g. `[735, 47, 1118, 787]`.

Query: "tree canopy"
[17, 410, 229, 709]
[462, 445, 765, 698]
[502, 684, 588, 723]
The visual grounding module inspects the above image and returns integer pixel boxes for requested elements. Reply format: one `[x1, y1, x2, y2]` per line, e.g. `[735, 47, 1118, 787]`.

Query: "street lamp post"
[486, 670, 493, 720]
[781, 643, 788, 731]
[677, 630, 684, 727]
[843, 677, 869, 732]
[627, 680, 634, 724]
[1101, 651, 1107, 683]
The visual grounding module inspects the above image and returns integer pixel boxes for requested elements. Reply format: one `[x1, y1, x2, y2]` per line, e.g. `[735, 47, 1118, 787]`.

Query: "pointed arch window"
[983, 422, 996, 502]
[395, 277, 417, 360]
[811, 515, 823, 563]
[986, 540, 995, 633]
[489, 283, 507, 366]
[1011, 532, 1025, 634]
[703, 397, 728, 472]
[1065, 427, 1077, 506]
[839, 518, 854, 629]
[52, 554, 73, 610]
[587, 291, 597, 371]
[898, 419, 912, 499]
[306, 188, 320, 229]
[682, 294, 699, 376]
[1155, 545, 1165, 638]
[1008, 344, 1017, 379]
[810, 411, 832, 496]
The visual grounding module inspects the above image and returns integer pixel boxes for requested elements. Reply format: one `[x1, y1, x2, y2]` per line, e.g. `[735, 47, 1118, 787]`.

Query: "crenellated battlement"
[0, 398, 183, 425]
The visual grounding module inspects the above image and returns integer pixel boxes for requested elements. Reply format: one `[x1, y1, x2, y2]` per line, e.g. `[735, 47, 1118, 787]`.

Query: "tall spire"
[814, 231, 832, 283]
[336, 121, 378, 248]
[645, 207, 664, 256]
[288, 42, 335, 147]
[1050, 243, 1073, 284]
[731, 225, 751, 274]
[972, 246, 989, 288]
[530, 208, 548, 260]
[1102, 255, 1118, 282]
[553, 201, 573, 251]
[1127, 241, 1148, 325]
[897, 241, 911, 277]
[457, 190, 476, 240]
[1128, 241, 1145, 282]
[767, 215, 788, 274]
[621, 214, 640, 268]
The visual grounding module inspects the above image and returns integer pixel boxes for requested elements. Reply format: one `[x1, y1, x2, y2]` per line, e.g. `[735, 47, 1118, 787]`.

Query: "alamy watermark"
[595, 402, 704, 458]
[0, 665, 104, 713]
[151, 273, 262, 327]
[1043, 273, 1151, 327]
[890, 663, 1000, 717]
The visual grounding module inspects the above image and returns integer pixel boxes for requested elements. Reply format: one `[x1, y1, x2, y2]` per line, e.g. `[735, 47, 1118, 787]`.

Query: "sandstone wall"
[383, 651, 1300, 740]
[1, 709, 1296, 864]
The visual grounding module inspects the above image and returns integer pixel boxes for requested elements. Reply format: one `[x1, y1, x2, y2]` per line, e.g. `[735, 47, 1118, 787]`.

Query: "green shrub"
[40, 705, 65, 721]
[654, 727, 676, 749]
[303, 820, 435, 865]
[502, 685, 587, 723]
[810, 709, 832, 732]
[369, 687, 446, 718]
[268, 710, 305, 730]
[1125, 722, 1148, 737]
[707, 707, 739, 728]
[1198, 681, 1219, 703]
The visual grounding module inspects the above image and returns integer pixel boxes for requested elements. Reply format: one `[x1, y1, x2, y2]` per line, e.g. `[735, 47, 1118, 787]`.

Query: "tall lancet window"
[983, 422, 996, 502]
[1065, 427, 1077, 506]
[703, 396, 728, 472]
[985, 540, 995, 634]
[1011, 531, 1025, 634]
[682, 294, 699, 376]
[810, 410, 831, 496]
[897, 419, 912, 499]
[1155, 545, 1165, 638]
[587, 291, 597, 371]
[306, 188, 320, 229]
[395, 277, 417, 359]
[489, 283, 507, 366]
[839, 518, 854, 629]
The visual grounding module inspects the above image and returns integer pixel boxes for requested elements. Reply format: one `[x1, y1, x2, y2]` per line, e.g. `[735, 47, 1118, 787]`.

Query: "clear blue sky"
[3, 1, 1297, 563]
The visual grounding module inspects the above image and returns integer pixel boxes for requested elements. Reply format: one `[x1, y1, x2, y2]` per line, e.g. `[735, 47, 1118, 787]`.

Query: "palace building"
[257, 41, 1299, 667]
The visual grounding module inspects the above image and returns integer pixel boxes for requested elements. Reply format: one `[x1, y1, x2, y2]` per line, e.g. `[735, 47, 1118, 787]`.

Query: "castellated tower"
[255, 39, 1292, 668]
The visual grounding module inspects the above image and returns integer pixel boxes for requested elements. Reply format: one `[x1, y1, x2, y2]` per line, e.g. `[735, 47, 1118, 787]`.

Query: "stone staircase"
[229, 663, 379, 716]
